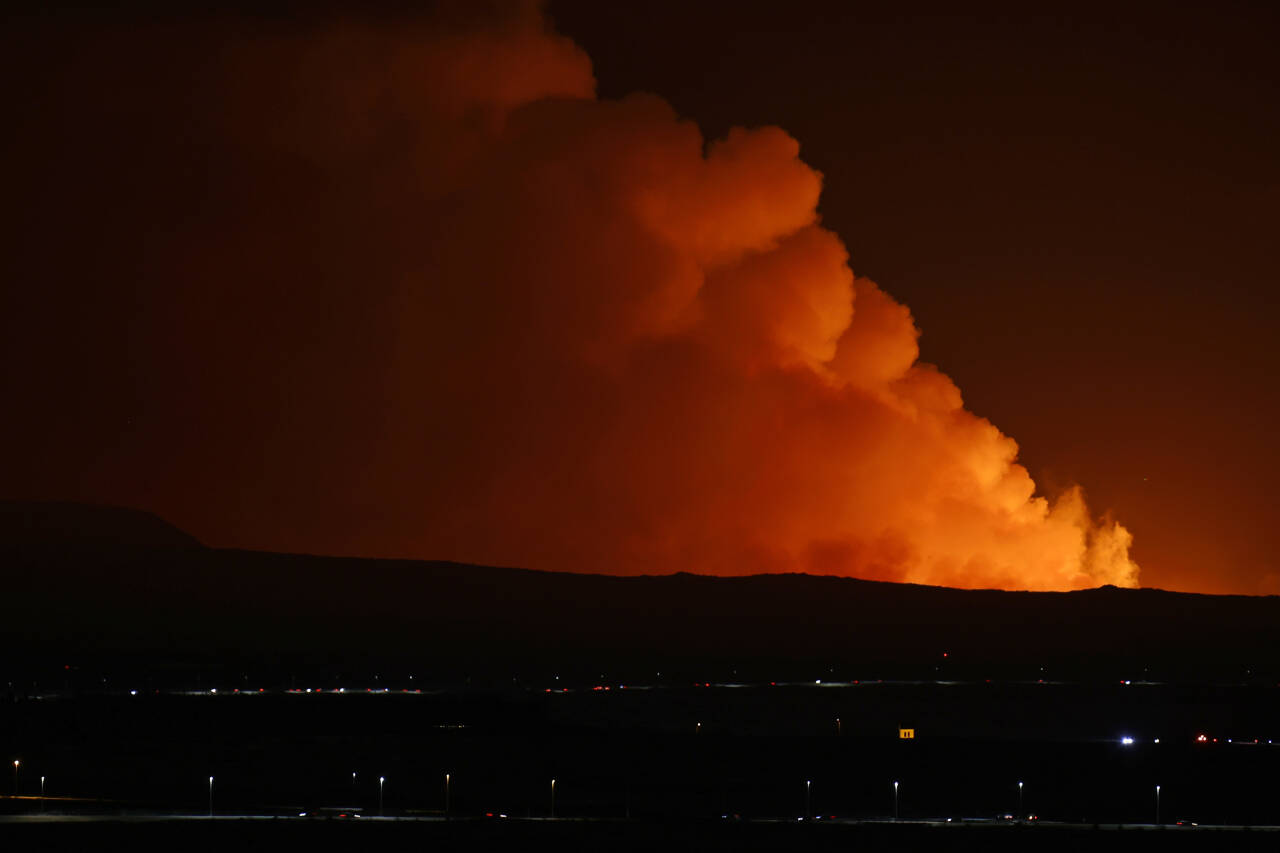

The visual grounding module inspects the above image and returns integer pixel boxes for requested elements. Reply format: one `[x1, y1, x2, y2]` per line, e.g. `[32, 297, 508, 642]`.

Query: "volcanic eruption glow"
[4, 4, 1138, 591]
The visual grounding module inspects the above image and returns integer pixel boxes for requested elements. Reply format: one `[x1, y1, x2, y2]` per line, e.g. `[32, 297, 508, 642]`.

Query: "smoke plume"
[1, 4, 1138, 590]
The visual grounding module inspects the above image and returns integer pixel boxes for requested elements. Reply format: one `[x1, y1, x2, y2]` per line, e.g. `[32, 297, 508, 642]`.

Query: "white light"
[1121, 737, 1134, 745]
[130, 690, 137, 696]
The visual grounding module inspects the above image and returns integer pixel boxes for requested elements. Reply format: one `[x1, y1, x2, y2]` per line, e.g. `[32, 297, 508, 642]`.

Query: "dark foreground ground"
[5, 682, 1280, 827]
[2, 815, 1279, 853]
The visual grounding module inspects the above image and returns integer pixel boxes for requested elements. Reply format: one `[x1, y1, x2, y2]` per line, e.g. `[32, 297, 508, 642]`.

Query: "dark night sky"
[3, 1, 1279, 594]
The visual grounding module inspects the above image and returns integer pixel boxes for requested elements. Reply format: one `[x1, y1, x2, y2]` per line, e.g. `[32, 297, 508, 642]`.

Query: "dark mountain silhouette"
[2, 501, 1277, 683]
[0, 500, 203, 551]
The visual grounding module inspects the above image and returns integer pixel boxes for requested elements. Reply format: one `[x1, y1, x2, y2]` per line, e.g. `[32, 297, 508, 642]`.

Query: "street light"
[1155, 784, 1161, 825]
[445, 773, 451, 820]
[208, 776, 214, 818]
[551, 778, 556, 818]
[1018, 780, 1024, 816]
[351, 771, 356, 792]
[12, 760, 18, 796]
[805, 780, 811, 819]
[893, 780, 899, 820]
[40, 776, 45, 811]
[379, 776, 385, 816]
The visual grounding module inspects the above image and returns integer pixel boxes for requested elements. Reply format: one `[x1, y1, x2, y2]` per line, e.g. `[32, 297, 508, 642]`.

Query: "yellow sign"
[899, 728, 915, 739]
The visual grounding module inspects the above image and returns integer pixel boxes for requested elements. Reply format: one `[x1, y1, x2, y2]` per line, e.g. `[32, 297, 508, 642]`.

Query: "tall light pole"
[551, 778, 556, 818]
[12, 760, 18, 796]
[445, 773, 451, 820]
[836, 717, 842, 736]
[1018, 780, 1024, 816]
[893, 780, 899, 820]
[1155, 785, 1161, 825]
[379, 776, 385, 817]
[40, 776, 46, 812]
[351, 771, 356, 794]
[805, 780, 812, 819]
[208, 776, 214, 818]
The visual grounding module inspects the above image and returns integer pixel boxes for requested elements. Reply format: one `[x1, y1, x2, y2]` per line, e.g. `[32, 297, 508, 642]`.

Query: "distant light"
[130, 690, 138, 696]
[1121, 737, 1135, 745]
[1196, 734, 1208, 743]
[210, 688, 217, 694]
[1154, 738, 1160, 744]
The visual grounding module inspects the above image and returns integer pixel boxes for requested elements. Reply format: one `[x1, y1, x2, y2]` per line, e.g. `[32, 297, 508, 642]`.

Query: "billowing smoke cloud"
[1, 4, 1138, 590]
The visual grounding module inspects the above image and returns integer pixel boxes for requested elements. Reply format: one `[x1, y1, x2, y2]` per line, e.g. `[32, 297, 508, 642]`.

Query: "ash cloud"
[1, 4, 1138, 590]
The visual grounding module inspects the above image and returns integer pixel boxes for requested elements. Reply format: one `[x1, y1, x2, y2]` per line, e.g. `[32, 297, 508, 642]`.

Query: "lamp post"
[40, 776, 45, 812]
[1155, 785, 1161, 825]
[805, 780, 812, 819]
[836, 717, 842, 736]
[1018, 780, 1024, 817]
[379, 776, 385, 817]
[208, 776, 214, 818]
[351, 771, 356, 794]
[12, 760, 18, 796]
[893, 780, 899, 820]
[551, 778, 556, 818]
[445, 773, 451, 820]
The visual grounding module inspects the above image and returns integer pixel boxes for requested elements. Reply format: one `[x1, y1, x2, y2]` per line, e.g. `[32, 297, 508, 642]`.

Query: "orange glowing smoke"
[6, 5, 1137, 591]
